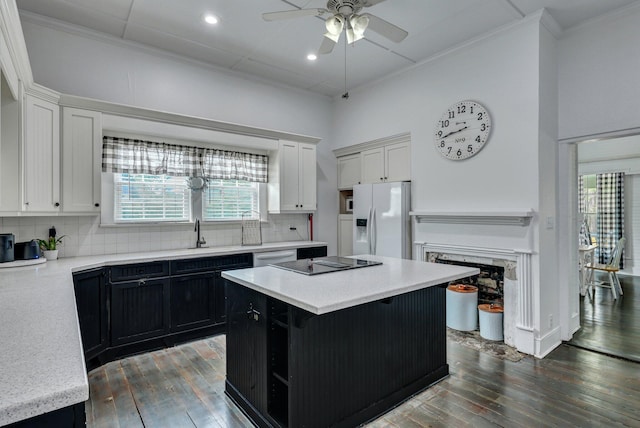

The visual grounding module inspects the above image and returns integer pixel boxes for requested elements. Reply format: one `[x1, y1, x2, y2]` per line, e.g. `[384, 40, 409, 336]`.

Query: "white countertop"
[222, 255, 479, 315]
[0, 240, 325, 426]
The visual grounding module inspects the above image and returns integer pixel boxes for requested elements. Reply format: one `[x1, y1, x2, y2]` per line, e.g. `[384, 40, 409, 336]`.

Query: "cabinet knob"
[54, 202, 60, 207]
[380, 177, 383, 181]
[25, 202, 29, 206]
[94, 203, 100, 207]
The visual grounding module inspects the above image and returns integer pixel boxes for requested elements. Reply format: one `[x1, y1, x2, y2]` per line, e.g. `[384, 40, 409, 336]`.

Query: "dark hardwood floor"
[569, 273, 640, 362]
[86, 334, 640, 427]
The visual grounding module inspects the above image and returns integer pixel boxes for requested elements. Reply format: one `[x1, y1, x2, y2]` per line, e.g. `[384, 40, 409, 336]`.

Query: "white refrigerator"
[352, 181, 411, 259]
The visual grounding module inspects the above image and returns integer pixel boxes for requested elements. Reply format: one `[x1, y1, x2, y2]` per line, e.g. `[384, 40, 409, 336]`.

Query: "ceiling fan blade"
[318, 36, 337, 54]
[262, 8, 326, 21]
[361, 13, 408, 43]
[362, 0, 388, 6]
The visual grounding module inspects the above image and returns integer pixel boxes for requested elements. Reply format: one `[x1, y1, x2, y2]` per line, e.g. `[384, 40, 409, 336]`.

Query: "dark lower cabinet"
[170, 272, 216, 332]
[72, 269, 107, 362]
[225, 282, 269, 426]
[110, 277, 170, 346]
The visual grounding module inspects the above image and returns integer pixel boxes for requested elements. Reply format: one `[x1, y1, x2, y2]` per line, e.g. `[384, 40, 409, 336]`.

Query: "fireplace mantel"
[410, 210, 534, 226]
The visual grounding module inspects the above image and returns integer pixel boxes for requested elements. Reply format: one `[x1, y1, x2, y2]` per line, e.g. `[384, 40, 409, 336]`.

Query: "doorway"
[564, 135, 640, 361]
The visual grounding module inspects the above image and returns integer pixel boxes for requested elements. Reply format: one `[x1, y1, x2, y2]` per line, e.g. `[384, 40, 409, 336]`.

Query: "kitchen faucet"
[195, 218, 206, 248]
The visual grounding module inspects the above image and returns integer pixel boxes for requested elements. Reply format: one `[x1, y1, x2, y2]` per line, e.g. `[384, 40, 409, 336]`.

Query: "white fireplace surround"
[418, 242, 534, 355]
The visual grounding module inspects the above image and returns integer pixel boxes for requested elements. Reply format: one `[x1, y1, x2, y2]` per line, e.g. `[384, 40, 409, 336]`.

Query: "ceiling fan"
[263, 0, 408, 54]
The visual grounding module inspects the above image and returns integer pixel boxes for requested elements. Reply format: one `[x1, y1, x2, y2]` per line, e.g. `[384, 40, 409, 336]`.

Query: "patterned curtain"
[201, 149, 269, 183]
[596, 172, 624, 267]
[102, 136, 268, 183]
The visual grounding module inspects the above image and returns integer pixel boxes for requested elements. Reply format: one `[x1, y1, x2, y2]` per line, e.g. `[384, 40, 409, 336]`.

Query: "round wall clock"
[434, 100, 491, 160]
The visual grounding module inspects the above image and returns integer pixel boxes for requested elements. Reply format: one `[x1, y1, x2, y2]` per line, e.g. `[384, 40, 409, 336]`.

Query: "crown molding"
[0, 0, 33, 97]
[59, 93, 321, 144]
[332, 132, 410, 158]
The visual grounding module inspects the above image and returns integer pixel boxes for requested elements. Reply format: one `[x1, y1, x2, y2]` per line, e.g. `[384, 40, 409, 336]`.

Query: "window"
[114, 173, 190, 222]
[203, 179, 260, 221]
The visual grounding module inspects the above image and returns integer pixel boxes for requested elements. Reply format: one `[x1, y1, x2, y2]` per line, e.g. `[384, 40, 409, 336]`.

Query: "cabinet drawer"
[297, 246, 327, 259]
[109, 261, 170, 282]
[171, 253, 253, 275]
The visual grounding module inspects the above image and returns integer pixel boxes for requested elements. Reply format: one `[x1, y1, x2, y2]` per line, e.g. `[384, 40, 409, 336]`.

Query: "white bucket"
[478, 304, 504, 341]
[446, 285, 478, 331]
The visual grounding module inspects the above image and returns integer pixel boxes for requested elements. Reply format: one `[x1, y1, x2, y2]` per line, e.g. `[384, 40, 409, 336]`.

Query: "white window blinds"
[114, 173, 191, 222]
[203, 179, 259, 221]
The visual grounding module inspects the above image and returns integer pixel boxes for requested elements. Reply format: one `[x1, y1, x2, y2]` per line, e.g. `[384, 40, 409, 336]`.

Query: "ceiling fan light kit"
[262, 0, 408, 54]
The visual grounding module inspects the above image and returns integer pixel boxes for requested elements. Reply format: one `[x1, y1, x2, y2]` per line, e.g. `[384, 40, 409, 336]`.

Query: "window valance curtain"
[102, 136, 268, 183]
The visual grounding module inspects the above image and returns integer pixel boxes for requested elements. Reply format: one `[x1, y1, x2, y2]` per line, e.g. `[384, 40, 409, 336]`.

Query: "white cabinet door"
[22, 95, 60, 213]
[361, 147, 384, 184]
[384, 141, 411, 182]
[337, 153, 361, 189]
[62, 108, 102, 213]
[279, 141, 300, 211]
[338, 214, 353, 257]
[298, 143, 316, 210]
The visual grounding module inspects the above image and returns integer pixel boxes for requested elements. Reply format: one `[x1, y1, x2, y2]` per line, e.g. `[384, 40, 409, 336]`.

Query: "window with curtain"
[579, 172, 625, 267]
[102, 136, 268, 224]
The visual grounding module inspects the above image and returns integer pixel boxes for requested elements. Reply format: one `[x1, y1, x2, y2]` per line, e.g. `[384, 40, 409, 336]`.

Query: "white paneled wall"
[0, 214, 310, 258]
[625, 174, 639, 275]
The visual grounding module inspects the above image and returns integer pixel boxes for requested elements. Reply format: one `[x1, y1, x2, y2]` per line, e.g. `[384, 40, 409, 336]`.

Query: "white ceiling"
[15, 0, 639, 97]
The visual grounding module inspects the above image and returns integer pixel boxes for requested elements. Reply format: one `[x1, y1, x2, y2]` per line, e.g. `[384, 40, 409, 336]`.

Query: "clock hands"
[442, 125, 468, 139]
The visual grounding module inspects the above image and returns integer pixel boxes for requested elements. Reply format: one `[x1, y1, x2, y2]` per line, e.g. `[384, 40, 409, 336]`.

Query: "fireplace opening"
[436, 258, 504, 306]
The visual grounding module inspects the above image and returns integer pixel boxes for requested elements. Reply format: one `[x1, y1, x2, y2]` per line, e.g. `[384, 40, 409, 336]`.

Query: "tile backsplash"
[0, 214, 310, 258]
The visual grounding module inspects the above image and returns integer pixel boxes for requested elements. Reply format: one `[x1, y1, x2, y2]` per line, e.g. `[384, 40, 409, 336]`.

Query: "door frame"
[558, 126, 640, 341]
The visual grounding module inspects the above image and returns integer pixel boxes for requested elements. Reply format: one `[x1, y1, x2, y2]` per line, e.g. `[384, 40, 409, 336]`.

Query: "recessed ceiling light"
[307, 54, 317, 61]
[204, 14, 218, 25]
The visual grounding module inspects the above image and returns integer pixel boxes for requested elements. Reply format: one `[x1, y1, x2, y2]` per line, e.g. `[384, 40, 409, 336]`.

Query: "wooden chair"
[586, 237, 625, 300]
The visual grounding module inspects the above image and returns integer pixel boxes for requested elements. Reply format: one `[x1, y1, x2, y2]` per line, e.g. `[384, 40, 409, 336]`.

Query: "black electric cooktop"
[270, 256, 382, 276]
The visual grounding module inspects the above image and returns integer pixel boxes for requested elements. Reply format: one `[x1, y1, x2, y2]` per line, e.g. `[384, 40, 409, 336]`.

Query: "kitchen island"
[222, 255, 478, 428]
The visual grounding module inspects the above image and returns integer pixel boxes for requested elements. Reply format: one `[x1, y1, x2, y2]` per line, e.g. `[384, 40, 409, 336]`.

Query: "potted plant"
[38, 235, 65, 260]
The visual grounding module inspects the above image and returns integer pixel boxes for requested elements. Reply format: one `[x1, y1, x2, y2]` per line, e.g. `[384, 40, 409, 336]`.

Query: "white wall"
[332, 20, 541, 214]
[330, 14, 559, 356]
[18, 17, 338, 254]
[558, 3, 640, 140]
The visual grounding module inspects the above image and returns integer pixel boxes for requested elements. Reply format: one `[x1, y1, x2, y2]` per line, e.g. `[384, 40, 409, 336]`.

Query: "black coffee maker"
[0, 233, 15, 263]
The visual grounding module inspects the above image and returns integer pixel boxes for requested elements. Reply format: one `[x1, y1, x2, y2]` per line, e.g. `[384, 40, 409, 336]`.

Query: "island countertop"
[222, 255, 479, 315]
[0, 240, 325, 427]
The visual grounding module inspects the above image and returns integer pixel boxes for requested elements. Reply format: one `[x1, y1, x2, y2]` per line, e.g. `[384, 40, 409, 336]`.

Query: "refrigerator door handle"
[371, 207, 377, 255]
[367, 207, 373, 254]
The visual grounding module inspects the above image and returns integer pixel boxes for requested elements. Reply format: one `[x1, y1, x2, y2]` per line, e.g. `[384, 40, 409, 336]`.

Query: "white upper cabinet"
[384, 141, 411, 182]
[268, 140, 317, 213]
[22, 93, 60, 213]
[337, 153, 362, 189]
[361, 141, 411, 184]
[62, 107, 102, 213]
